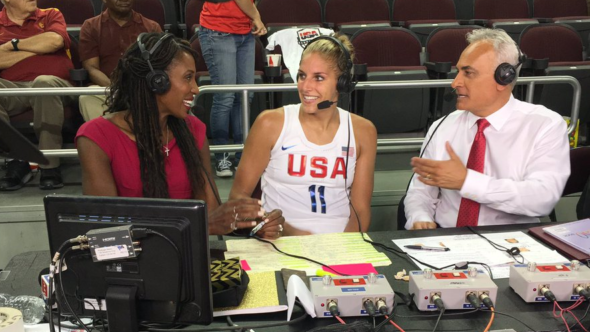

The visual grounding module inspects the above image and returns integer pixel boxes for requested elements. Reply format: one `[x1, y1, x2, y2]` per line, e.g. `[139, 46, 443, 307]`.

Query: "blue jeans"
[198, 26, 255, 163]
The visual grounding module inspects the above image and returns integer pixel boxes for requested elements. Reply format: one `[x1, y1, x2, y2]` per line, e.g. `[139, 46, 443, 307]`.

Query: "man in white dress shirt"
[404, 28, 570, 230]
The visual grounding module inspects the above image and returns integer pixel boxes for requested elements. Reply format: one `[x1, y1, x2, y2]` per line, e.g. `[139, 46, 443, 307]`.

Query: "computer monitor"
[44, 194, 213, 331]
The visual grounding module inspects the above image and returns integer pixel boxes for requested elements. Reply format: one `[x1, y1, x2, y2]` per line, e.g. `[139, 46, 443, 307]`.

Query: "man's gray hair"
[466, 29, 521, 82]
[0, 0, 5, 5]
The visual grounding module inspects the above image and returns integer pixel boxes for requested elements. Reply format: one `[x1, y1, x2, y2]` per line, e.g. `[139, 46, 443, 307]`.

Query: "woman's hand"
[209, 198, 264, 235]
[252, 209, 285, 239]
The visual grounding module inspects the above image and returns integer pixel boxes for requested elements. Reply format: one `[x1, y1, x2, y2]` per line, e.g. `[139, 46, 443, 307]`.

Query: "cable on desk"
[392, 309, 479, 319]
[252, 236, 350, 276]
[483, 307, 494, 332]
[466, 227, 524, 264]
[57, 247, 92, 332]
[431, 308, 444, 332]
[569, 301, 590, 331]
[48, 238, 83, 332]
[373, 297, 399, 332]
[383, 315, 406, 332]
[553, 299, 589, 332]
[480, 309, 538, 332]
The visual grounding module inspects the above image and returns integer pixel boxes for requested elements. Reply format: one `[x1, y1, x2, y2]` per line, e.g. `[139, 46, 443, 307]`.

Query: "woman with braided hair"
[76, 32, 284, 238]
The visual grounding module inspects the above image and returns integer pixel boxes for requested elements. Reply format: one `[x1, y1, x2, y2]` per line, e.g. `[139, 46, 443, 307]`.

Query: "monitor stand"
[0, 118, 49, 165]
[106, 285, 139, 332]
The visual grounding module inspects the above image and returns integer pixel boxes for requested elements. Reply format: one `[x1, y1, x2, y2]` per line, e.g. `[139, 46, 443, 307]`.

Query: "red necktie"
[456, 119, 490, 227]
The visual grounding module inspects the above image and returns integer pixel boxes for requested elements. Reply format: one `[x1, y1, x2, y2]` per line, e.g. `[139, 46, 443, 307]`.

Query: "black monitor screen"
[44, 194, 213, 330]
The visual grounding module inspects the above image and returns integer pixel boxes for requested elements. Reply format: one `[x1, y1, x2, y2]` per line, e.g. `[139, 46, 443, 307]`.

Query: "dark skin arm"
[77, 134, 266, 236]
[83, 57, 111, 87]
[194, 140, 267, 235]
[230, 109, 289, 237]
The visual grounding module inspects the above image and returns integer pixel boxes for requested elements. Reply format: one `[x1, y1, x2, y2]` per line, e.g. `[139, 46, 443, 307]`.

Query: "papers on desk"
[225, 233, 391, 274]
[392, 231, 569, 279]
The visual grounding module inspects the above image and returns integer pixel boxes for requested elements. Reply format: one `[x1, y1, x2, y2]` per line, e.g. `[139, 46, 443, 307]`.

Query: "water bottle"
[0, 293, 13, 307]
[10, 295, 46, 324]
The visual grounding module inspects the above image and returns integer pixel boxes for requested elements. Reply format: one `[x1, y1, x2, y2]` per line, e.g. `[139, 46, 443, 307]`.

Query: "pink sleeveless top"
[76, 115, 206, 199]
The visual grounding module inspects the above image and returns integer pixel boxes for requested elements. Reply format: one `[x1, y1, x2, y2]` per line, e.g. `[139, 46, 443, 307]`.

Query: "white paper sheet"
[392, 231, 569, 279]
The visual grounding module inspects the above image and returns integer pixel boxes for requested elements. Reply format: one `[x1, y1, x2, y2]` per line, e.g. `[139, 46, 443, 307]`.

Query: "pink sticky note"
[323, 263, 377, 276]
[240, 260, 251, 271]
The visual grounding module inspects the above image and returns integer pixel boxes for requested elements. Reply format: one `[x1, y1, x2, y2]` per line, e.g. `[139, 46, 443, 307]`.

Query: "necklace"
[163, 126, 170, 157]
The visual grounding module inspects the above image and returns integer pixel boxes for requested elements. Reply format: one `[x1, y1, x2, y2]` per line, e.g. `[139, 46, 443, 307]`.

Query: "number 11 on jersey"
[309, 185, 326, 213]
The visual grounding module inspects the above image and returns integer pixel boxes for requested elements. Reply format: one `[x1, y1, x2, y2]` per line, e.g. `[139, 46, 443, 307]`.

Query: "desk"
[205, 223, 589, 332]
[0, 225, 587, 331]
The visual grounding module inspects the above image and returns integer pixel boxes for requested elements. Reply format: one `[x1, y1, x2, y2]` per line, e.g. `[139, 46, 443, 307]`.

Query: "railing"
[0, 76, 580, 158]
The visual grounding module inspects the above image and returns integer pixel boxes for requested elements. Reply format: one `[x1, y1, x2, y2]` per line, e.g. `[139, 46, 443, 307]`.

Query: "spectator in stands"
[0, 0, 74, 191]
[198, 0, 267, 178]
[76, 33, 284, 237]
[405, 28, 570, 230]
[229, 35, 377, 236]
[78, 0, 161, 122]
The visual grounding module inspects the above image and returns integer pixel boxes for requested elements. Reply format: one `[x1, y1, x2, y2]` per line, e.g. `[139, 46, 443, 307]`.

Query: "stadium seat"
[549, 146, 590, 221]
[257, 0, 323, 45]
[533, 0, 589, 19]
[519, 24, 590, 133]
[391, 0, 459, 45]
[533, 0, 590, 55]
[258, 0, 323, 29]
[351, 27, 430, 135]
[454, 0, 475, 20]
[424, 26, 480, 118]
[323, 0, 391, 37]
[37, 0, 95, 39]
[473, 0, 538, 46]
[180, 0, 205, 40]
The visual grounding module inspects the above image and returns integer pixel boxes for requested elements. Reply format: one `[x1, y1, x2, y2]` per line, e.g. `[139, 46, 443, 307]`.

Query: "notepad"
[213, 271, 288, 317]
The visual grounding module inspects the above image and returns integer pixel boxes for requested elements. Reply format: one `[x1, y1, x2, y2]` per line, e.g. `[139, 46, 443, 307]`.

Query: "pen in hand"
[249, 221, 266, 237]
[404, 245, 450, 252]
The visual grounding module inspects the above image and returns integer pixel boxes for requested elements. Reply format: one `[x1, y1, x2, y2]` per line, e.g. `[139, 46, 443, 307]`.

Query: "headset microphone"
[443, 88, 456, 102]
[317, 100, 336, 109]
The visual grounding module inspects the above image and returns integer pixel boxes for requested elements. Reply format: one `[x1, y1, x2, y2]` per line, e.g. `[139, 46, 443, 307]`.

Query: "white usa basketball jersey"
[261, 104, 357, 234]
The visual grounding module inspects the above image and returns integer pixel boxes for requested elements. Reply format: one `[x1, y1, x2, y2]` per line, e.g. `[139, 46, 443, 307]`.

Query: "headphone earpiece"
[494, 62, 517, 86]
[146, 70, 170, 94]
[136, 33, 175, 94]
[303, 35, 355, 94]
[494, 46, 526, 86]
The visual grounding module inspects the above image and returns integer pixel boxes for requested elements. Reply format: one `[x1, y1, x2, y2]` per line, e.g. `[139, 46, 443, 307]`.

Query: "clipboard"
[529, 224, 590, 262]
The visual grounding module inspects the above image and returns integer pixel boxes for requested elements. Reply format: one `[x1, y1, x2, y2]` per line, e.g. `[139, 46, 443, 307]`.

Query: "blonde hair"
[301, 33, 354, 76]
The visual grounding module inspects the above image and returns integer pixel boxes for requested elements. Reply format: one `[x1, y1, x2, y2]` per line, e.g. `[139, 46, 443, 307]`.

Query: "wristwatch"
[11, 38, 19, 51]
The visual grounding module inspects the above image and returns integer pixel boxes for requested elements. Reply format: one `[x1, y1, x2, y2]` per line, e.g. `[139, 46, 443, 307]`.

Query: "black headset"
[136, 32, 175, 94]
[303, 35, 355, 94]
[494, 46, 527, 86]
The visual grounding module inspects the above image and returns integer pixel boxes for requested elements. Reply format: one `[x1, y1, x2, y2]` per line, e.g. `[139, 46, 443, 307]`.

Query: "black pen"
[404, 245, 450, 252]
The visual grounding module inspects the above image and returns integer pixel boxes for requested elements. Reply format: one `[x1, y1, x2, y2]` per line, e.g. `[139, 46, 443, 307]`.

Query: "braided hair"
[106, 32, 205, 199]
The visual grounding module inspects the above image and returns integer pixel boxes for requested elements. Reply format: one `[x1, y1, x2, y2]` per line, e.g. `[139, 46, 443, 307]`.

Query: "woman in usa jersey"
[230, 34, 377, 236]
